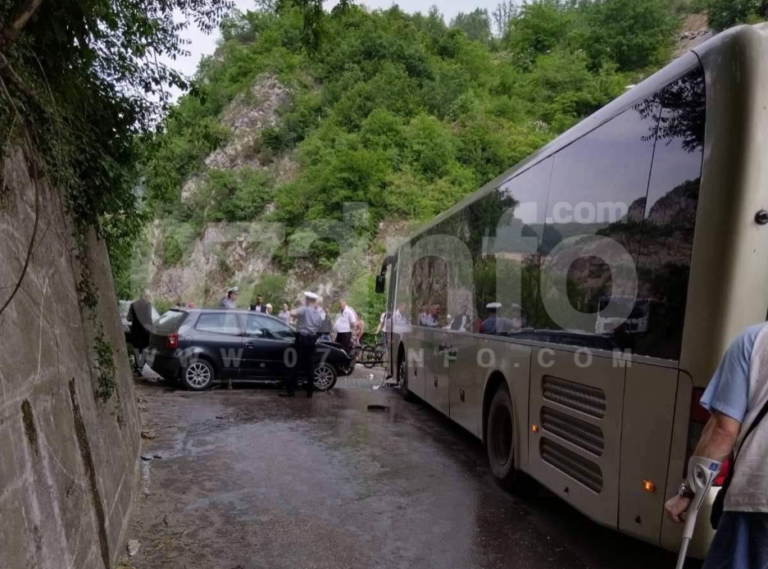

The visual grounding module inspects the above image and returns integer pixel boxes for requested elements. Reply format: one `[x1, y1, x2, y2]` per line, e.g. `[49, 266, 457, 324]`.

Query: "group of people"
[414, 302, 526, 336]
[219, 286, 366, 353]
[279, 293, 362, 398]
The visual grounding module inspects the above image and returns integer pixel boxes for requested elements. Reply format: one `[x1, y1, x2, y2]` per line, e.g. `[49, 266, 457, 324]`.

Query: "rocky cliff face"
[0, 146, 141, 568]
[145, 74, 406, 308]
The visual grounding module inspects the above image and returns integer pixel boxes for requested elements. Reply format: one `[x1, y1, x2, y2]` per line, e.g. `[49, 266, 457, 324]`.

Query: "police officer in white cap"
[284, 292, 324, 397]
[481, 302, 516, 335]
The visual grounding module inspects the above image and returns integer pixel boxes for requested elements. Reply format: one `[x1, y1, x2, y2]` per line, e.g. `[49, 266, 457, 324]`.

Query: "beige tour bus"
[375, 25, 768, 559]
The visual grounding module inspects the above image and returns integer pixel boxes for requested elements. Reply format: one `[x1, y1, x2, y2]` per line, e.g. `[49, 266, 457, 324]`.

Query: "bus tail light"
[686, 387, 731, 486]
[685, 388, 708, 475]
[165, 333, 178, 349]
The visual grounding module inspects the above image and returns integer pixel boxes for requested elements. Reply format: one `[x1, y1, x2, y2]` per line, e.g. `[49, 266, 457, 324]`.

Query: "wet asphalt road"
[124, 370, 681, 569]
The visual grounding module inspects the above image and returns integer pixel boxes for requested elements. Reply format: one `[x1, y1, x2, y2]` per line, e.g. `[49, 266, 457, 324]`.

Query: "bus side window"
[469, 158, 554, 335]
[537, 96, 662, 347]
[633, 68, 705, 360]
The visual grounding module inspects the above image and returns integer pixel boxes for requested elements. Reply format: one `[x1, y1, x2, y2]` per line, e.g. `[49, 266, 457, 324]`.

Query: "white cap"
[227, 287, 239, 294]
[486, 302, 502, 309]
[304, 292, 319, 300]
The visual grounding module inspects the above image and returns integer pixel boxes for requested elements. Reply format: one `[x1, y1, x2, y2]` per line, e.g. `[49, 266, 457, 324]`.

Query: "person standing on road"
[665, 323, 768, 569]
[394, 303, 408, 326]
[278, 303, 291, 325]
[318, 304, 333, 342]
[353, 313, 365, 348]
[129, 291, 153, 376]
[221, 287, 239, 309]
[266, 303, 273, 316]
[375, 311, 392, 345]
[451, 306, 471, 332]
[422, 304, 441, 328]
[250, 294, 267, 313]
[334, 299, 357, 354]
[284, 292, 324, 398]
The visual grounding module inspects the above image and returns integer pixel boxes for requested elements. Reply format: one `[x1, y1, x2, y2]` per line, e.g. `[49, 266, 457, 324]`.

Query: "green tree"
[493, 0, 519, 37]
[0, 0, 230, 306]
[252, 274, 289, 305]
[706, 0, 768, 30]
[578, 0, 681, 71]
[506, 1, 573, 57]
[451, 9, 493, 43]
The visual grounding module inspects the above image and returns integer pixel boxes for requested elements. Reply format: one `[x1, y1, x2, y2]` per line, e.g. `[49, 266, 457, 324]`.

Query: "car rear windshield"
[154, 310, 187, 334]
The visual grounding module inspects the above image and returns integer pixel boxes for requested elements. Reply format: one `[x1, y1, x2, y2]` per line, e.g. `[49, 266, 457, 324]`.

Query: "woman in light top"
[278, 303, 291, 325]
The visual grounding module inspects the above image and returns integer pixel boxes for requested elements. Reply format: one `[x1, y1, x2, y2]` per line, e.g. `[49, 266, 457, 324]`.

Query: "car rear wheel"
[313, 363, 337, 391]
[486, 384, 525, 489]
[182, 360, 214, 391]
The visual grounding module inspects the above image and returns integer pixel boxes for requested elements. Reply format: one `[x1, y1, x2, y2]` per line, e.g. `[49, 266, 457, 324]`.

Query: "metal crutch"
[674, 456, 722, 569]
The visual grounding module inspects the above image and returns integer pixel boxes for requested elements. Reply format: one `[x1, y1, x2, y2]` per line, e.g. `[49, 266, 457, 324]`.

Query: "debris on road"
[127, 540, 141, 557]
[141, 429, 156, 440]
[141, 454, 153, 461]
[368, 404, 389, 412]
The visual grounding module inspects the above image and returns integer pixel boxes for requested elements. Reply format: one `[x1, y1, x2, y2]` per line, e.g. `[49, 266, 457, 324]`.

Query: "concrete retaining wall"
[0, 147, 141, 568]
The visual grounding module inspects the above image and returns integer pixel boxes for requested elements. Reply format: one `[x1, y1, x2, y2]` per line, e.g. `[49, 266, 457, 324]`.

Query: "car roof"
[173, 308, 284, 320]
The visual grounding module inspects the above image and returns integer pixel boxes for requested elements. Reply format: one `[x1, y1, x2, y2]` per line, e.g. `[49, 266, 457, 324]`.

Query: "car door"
[239, 314, 295, 380]
[192, 312, 244, 378]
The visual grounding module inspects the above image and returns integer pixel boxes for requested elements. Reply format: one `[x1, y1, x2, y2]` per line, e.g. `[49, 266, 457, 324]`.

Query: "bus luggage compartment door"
[618, 363, 678, 544]
[448, 334, 480, 437]
[528, 348, 626, 528]
[425, 330, 451, 417]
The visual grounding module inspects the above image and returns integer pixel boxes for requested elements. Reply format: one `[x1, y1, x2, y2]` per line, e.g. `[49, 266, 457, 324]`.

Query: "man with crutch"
[666, 323, 768, 568]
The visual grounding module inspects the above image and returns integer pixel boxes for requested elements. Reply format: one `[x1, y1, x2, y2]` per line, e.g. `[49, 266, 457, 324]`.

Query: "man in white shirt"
[334, 299, 357, 354]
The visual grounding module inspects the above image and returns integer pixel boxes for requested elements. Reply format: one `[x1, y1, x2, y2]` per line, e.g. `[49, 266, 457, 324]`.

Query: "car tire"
[486, 384, 525, 490]
[313, 363, 337, 392]
[398, 350, 414, 402]
[182, 359, 215, 391]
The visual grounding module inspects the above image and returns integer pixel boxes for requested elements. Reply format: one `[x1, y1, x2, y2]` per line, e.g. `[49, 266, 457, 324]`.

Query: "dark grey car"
[147, 309, 355, 391]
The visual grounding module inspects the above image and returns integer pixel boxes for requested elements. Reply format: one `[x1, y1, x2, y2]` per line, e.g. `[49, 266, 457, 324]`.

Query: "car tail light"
[685, 388, 731, 486]
[165, 333, 178, 349]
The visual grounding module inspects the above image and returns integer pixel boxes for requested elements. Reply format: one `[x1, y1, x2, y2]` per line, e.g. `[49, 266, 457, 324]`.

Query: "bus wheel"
[486, 384, 522, 489]
[398, 350, 413, 402]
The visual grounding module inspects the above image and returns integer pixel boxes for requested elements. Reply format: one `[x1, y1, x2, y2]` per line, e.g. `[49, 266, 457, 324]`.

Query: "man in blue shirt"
[665, 324, 768, 568]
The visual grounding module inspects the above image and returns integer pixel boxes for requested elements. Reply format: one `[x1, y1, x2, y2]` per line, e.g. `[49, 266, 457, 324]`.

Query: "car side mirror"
[375, 274, 386, 294]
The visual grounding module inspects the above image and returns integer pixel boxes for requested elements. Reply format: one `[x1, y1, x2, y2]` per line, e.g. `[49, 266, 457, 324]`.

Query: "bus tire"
[486, 384, 523, 489]
[398, 350, 414, 402]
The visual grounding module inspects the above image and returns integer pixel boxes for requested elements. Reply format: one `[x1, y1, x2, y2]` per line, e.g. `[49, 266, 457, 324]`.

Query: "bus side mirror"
[375, 274, 386, 294]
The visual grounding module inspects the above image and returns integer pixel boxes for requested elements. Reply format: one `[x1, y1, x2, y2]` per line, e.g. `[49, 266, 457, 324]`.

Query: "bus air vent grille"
[542, 376, 606, 419]
[541, 407, 604, 457]
[540, 438, 603, 494]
